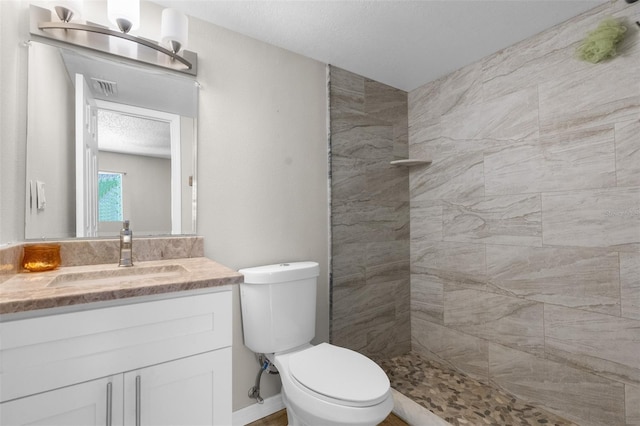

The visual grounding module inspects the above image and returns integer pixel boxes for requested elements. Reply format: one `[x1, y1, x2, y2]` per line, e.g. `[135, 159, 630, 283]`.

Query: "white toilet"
[239, 261, 394, 426]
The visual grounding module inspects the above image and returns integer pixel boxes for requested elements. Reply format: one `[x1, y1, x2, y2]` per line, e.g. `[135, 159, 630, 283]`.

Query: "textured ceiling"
[98, 109, 171, 158]
[152, 0, 606, 91]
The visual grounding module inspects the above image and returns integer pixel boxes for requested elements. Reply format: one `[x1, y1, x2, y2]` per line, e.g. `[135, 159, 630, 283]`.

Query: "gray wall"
[0, 0, 28, 244]
[0, 0, 329, 413]
[329, 65, 410, 359]
[24, 42, 75, 240]
[408, 2, 639, 425]
[98, 151, 171, 235]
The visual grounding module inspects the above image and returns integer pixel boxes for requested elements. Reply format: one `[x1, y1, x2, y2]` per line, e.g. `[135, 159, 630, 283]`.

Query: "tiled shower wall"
[408, 2, 639, 425]
[329, 66, 411, 358]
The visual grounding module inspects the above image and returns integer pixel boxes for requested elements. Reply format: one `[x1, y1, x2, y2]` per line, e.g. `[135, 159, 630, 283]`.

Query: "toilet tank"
[239, 262, 320, 354]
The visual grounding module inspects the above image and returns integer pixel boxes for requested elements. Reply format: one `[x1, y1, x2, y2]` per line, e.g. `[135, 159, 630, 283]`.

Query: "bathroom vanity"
[0, 239, 242, 426]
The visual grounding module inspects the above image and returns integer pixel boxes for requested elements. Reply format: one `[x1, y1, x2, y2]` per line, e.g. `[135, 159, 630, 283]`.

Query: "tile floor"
[377, 351, 579, 426]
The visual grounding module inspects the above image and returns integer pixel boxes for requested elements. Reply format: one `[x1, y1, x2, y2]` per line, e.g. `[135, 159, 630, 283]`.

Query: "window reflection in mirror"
[25, 41, 198, 240]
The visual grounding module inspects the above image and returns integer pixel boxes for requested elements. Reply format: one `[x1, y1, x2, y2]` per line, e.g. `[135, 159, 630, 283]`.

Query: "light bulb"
[107, 0, 140, 33]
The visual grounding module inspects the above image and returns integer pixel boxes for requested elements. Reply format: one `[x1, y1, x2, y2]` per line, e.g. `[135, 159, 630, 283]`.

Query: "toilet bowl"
[239, 262, 393, 426]
[270, 343, 393, 426]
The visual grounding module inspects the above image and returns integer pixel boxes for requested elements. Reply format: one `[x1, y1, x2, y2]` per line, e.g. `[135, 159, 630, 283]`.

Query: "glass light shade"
[107, 0, 140, 32]
[161, 8, 189, 52]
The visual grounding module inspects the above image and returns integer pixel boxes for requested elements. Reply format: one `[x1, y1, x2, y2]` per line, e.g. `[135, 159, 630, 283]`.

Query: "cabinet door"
[0, 376, 123, 426]
[124, 348, 231, 426]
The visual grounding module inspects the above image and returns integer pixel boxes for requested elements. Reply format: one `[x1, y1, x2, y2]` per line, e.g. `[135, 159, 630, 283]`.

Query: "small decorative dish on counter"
[22, 244, 61, 272]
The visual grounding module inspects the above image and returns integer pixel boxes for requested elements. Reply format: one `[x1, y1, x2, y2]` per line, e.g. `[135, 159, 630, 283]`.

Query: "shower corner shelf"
[390, 159, 432, 167]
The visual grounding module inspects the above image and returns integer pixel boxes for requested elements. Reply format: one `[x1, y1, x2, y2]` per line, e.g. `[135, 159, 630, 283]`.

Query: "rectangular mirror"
[25, 41, 198, 239]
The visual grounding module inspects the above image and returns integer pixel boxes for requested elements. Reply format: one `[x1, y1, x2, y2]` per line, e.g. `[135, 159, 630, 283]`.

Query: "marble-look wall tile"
[480, 1, 638, 101]
[627, 384, 640, 426]
[538, 61, 639, 135]
[621, 252, 640, 320]
[330, 66, 410, 358]
[484, 126, 617, 195]
[408, 80, 439, 125]
[481, 26, 586, 101]
[407, 1, 639, 422]
[615, 119, 640, 187]
[411, 61, 483, 121]
[364, 78, 407, 124]
[362, 277, 412, 358]
[331, 242, 365, 281]
[332, 280, 404, 355]
[329, 65, 364, 114]
[412, 316, 489, 381]
[440, 87, 539, 142]
[489, 343, 626, 426]
[393, 275, 412, 352]
[331, 157, 369, 202]
[332, 280, 397, 334]
[331, 120, 394, 161]
[411, 273, 444, 325]
[364, 316, 408, 359]
[486, 245, 620, 316]
[410, 201, 443, 242]
[366, 241, 409, 285]
[410, 141, 484, 201]
[333, 201, 409, 246]
[444, 285, 544, 355]
[331, 322, 367, 351]
[545, 305, 640, 386]
[442, 194, 542, 246]
[393, 110, 409, 160]
[542, 187, 640, 252]
[407, 136, 437, 165]
[408, 115, 439, 149]
[366, 163, 409, 202]
[410, 240, 486, 289]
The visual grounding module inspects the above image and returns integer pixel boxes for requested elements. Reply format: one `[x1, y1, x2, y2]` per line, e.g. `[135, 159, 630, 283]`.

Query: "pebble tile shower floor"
[377, 352, 578, 426]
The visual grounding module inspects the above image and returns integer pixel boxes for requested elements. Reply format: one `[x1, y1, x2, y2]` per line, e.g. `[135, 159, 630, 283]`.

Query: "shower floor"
[377, 351, 578, 426]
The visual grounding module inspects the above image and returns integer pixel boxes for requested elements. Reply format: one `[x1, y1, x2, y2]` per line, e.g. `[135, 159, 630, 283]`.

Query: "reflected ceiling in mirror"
[98, 110, 171, 158]
[25, 41, 198, 240]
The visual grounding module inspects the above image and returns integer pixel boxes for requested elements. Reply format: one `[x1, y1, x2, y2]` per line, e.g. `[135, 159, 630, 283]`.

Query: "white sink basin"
[48, 264, 188, 287]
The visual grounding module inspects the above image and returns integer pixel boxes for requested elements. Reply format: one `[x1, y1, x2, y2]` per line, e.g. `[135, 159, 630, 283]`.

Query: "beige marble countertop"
[0, 257, 243, 315]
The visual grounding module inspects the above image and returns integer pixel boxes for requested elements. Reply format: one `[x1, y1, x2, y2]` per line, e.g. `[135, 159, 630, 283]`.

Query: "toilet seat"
[286, 343, 390, 407]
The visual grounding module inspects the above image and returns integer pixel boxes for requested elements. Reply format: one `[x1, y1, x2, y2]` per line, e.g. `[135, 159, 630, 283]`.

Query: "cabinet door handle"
[106, 382, 113, 426]
[135, 375, 141, 426]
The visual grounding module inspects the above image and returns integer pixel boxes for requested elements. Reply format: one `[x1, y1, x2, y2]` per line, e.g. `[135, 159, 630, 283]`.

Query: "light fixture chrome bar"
[38, 21, 192, 70]
[30, 5, 197, 76]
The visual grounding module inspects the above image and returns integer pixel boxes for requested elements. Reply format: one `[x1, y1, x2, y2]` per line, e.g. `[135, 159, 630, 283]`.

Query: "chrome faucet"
[119, 220, 133, 267]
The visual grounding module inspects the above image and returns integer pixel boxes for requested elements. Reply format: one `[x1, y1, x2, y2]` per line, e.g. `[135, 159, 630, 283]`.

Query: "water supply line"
[248, 354, 278, 404]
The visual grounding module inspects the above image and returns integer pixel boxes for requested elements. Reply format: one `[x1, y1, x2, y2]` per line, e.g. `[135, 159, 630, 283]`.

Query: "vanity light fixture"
[33, 1, 197, 75]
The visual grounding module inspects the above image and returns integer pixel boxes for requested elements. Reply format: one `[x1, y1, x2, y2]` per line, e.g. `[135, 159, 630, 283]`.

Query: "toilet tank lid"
[239, 261, 319, 284]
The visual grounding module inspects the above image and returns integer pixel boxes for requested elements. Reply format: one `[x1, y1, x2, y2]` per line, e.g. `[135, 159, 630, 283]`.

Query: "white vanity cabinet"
[1, 375, 124, 426]
[0, 290, 232, 426]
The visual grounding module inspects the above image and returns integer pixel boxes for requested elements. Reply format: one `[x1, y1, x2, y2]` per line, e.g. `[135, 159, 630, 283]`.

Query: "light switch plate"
[36, 180, 46, 210]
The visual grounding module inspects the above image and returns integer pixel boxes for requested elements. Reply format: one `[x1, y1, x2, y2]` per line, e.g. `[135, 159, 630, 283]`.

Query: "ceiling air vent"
[91, 78, 118, 97]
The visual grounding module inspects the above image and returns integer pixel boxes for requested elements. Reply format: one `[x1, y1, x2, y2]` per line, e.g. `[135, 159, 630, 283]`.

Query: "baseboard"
[232, 394, 286, 425]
